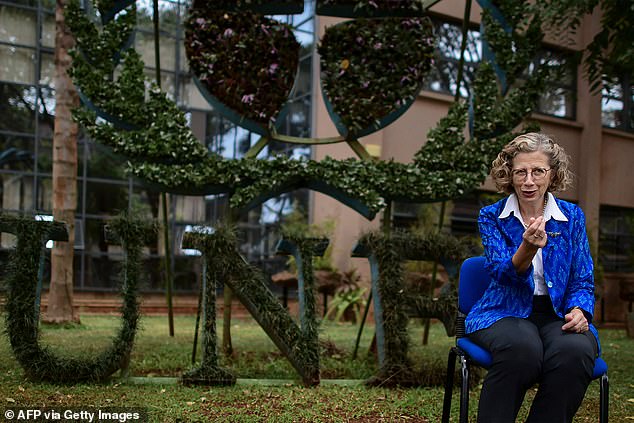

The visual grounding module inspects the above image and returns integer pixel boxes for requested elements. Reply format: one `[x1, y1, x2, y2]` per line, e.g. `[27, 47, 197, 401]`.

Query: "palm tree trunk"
[44, 0, 79, 324]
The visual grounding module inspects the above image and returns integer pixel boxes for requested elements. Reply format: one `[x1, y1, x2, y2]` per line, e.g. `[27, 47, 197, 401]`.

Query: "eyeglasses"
[511, 167, 551, 181]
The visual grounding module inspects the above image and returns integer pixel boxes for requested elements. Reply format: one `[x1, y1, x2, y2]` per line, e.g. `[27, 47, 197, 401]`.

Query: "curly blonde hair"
[491, 132, 573, 194]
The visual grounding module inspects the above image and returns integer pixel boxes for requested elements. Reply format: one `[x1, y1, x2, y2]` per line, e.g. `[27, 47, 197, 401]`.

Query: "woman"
[466, 132, 600, 423]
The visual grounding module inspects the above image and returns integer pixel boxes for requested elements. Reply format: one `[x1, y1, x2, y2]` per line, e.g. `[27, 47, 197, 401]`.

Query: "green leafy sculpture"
[0, 213, 157, 383]
[0, 0, 553, 386]
[182, 227, 321, 386]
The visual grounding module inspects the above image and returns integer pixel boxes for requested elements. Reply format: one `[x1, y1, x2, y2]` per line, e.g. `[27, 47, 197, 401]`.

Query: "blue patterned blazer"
[465, 194, 600, 352]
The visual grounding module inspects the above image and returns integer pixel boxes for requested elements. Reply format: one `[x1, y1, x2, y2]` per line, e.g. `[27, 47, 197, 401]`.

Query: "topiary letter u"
[0, 214, 156, 383]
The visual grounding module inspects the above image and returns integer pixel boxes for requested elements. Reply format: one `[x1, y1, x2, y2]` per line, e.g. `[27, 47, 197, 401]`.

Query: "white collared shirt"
[499, 192, 569, 295]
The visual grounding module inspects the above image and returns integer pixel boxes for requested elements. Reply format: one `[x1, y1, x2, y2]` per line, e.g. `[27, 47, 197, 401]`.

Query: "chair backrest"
[458, 256, 491, 314]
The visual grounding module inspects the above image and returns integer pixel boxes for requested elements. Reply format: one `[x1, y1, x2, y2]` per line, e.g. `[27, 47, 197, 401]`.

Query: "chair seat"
[456, 337, 608, 379]
[593, 357, 608, 379]
[456, 338, 493, 368]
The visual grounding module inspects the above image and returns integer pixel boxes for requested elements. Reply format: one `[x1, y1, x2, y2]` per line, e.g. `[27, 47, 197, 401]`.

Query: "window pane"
[83, 252, 123, 289]
[0, 133, 34, 170]
[600, 206, 634, 272]
[0, 44, 36, 84]
[41, 0, 55, 11]
[539, 86, 575, 118]
[0, 5, 37, 45]
[41, 11, 55, 48]
[0, 172, 34, 212]
[82, 218, 124, 290]
[600, 76, 632, 130]
[85, 145, 127, 180]
[277, 97, 311, 139]
[83, 218, 111, 252]
[84, 180, 129, 214]
[172, 255, 200, 292]
[135, 30, 178, 72]
[181, 78, 212, 110]
[1, 0, 38, 7]
[39, 51, 55, 86]
[603, 78, 623, 98]
[173, 194, 205, 221]
[136, 0, 182, 34]
[143, 69, 177, 98]
[0, 82, 36, 132]
[130, 187, 160, 219]
[426, 59, 459, 95]
[541, 52, 574, 84]
[36, 175, 52, 211]
[602, 97, 623, 128]
[292, 56, 312, 99]
[37, 85, 55, 135]
[630, 81, 634, 130]
[37, 137, 52, 173]
[535, 50, 576, 118]
[425, 20, 481, 97]
[203, 111, 258, 159]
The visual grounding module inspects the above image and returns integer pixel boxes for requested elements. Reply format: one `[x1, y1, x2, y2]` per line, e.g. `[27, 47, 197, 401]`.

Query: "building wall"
[601, 130, 634, 207]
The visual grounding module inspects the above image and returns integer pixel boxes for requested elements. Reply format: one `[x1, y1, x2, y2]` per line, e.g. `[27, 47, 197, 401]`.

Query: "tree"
[43, 0, 80, 324]
[539, 0, 634, 91]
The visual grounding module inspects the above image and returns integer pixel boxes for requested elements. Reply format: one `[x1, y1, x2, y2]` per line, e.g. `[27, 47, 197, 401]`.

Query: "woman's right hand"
[523, 216, 547, 249]
[513, 216, 547, 273]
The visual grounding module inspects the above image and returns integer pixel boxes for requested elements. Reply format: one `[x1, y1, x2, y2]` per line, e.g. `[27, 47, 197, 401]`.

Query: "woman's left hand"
[562, 308, 589, 333]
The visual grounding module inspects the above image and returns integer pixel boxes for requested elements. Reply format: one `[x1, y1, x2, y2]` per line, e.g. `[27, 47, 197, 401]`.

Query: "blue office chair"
[441, 256, 609, 423]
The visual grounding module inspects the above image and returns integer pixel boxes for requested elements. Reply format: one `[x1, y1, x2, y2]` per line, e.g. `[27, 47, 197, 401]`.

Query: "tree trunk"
[43, 0, 79, 324]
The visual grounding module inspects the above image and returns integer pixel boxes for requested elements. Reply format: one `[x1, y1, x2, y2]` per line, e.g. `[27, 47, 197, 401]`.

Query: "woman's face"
[511, 151, 553, 209]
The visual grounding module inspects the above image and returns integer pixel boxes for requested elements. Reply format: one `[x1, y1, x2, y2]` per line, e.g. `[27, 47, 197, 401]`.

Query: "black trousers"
[469, 296, 598, 423]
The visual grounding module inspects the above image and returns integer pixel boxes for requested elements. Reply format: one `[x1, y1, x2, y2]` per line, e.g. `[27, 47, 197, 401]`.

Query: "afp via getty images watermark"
[2, 408, 147, 422]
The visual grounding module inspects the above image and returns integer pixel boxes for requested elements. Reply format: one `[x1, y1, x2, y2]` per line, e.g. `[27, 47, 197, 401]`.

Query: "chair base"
[442, 346, 470, 423]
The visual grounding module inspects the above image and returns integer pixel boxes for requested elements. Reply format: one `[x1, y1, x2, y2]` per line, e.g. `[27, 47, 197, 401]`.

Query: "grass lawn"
[0, 313, 632, 422]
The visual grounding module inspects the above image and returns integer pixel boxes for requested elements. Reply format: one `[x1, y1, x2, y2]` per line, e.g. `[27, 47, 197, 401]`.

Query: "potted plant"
[325, 269, 367, 323]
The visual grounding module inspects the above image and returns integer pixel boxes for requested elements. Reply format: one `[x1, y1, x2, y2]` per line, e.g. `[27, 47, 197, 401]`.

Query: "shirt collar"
[543, 192, 568, 222]
[499, 192, 568, 223]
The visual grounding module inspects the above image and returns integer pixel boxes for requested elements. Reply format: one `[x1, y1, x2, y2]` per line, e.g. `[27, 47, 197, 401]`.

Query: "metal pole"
[153, 0, 175, 337]
[454, 0, 473, 103]
[423, 201, 446, 344]
[352, 290, 372, 360]
[192, 262, 204, 364]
